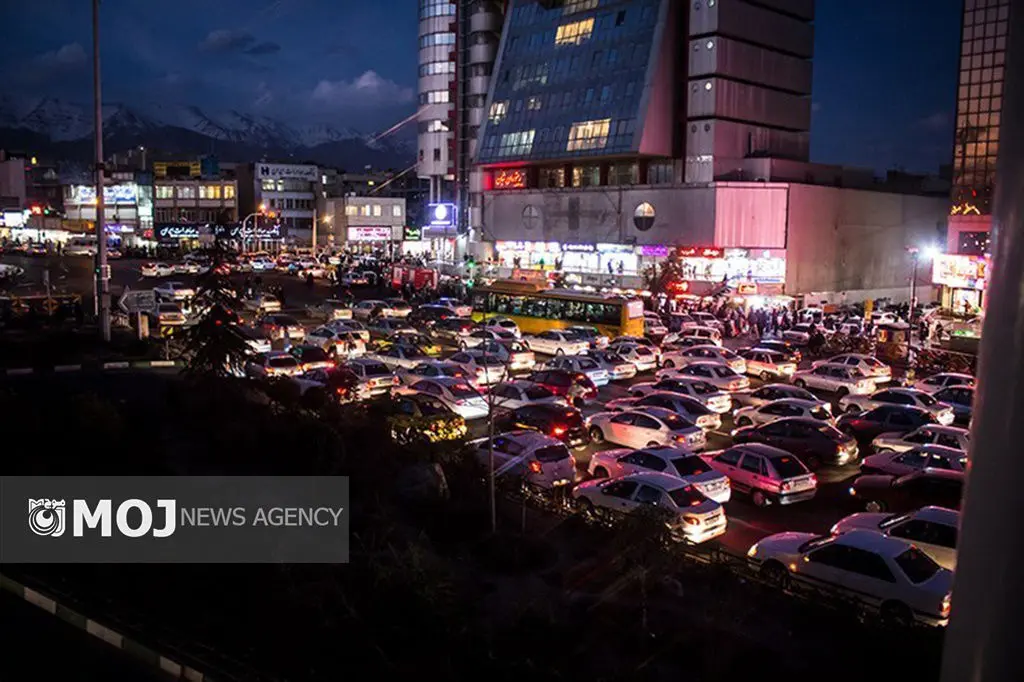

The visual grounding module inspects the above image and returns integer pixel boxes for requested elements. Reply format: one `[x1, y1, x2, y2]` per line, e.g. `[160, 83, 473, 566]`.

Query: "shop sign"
[932, 254, 988, 290]
[496, 240, 560, 254]
[596, 243, 634, 254]
[494, 168, 527, 189]
[215, 224, 281, 239]
[638, 245, 669, 258]
[677, 246, 723, 258]
[736, 282, 758, 295]
[428, 203, 457, 228]
[71, 184, 139, 206]
[724, 248, 749, 259]
[511, 268, 548, 284]
[403, 226, 422, 241]
[156, 224, 202, 240]
[256, 163, 318, 181]
[626, 300, 645, 319]
[348, 226, 393, 242]
[562, 243, 595, 252]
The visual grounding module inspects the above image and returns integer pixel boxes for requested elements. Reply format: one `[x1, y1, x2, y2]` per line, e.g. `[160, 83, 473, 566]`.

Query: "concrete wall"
[786, 184, 948, 301]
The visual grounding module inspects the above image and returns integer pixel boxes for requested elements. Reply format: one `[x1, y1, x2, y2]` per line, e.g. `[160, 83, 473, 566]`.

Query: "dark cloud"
[199, 29, 255, 53]
[245, 42, 282, 55]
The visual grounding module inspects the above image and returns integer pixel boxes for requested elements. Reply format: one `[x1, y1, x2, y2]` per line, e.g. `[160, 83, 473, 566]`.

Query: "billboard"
[427, 202, 457, 228]
[348, 226, 393, 242]
[71, 184, 139, 205]
[932, 254, 988, 290]
[256, 163, 318, 182]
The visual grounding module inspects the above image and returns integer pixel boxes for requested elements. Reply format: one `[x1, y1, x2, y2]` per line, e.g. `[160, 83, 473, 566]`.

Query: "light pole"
[92, 0, 110, 341]
[241, 208, 262, 254]
[907, 245, 940, 348]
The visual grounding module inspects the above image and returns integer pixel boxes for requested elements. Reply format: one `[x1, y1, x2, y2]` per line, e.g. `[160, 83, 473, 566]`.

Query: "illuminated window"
[424, 119, 450, 132]
[392, 205, 402, 217]
[199, 185, 222, 199]
[261, 179, 276, 191]
[566, 119, 611, 151]
[555, 18, 595, 46]
[359, 204, 371, 216]
[489, 100, 508, 123]
[563, 0, 598, 15]
[223, 185, 235, 199]
[527, 96, 542, 111]
[497, 130, 535, 157]
[345, 205, 358, 217]
[420, 90, 450, 105]
[155, 185, 173, 199]
[176, 185, 195, 199]
[419, 61, 455, 77]
[372, 204, 382, 217]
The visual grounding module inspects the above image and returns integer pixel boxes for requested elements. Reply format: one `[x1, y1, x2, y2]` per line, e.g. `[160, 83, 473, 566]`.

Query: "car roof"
[503, 378, 541, 388]
[633, 406, 679, 420]
[645, 391, 702, 404]
[901, 468, 966, 482]
[685, 344, 723, 352]
[349, 357, 385, 366]
[886, 387, 929, 396]
[760, 398, 821, 409]
[833, 528, 916, 558]
[616, 471, 691, 491]
[917, 424, 969, 436]
[501, 430, 563, 447]
[907, 444, 966, 456]
[685, 361, 730, 369]
[813, 362, 858, 371]
[931, 372, 974, 380]
[432, 376, 476, 387]
[637, 444, 694, 459]
[728, 443, 793, 459]
[911, 506, 961, 525]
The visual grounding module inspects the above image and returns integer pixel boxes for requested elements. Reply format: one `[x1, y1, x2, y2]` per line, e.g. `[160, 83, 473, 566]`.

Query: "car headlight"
[747, 544, 758, 558]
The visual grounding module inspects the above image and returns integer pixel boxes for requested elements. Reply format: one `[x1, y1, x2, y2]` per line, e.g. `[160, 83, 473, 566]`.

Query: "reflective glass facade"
[477, 0, 662, 164]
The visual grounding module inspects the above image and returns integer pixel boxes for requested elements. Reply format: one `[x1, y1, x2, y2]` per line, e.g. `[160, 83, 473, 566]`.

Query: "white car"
[782, 323, 817, 345]
[151, 301, 187, 327]
[305, 299, 354, 322]
[629, 376, 733, 414]
[610, 336, 663, 363]
[813, 354, 892, 383]
[572, 472, 726, 544]
[588, 407, 707, 451]
[643, 314, 669, 339]
[543, 355, 610, 387]
[399, 360, 474, 386]
[912, 373, 975, 394]
[565, 326, 609, 349]
[172, 262, 200, 275]
[607, 342, 659, 372]
[583, 350, 637, 380]
[682, 326, 723, 346]
[871, 425, 969, 454]
[250, 257, 276, 271]
[306, 326, 366, 359]
[245, 351, 304, 378]
[459, 328, 518, 350]
[481, 316, 521, 338]
[792, 363, 876, 397]
[435, 297, 472, 317]
[474, 431, 576, 490]
[353, 300, 394, 320]
[737, 348, 798, 381]
[704, 443, 817, 507]
[691, 312, 722, 330]
[474, 339, 537, 372]
[672, 362, 750, 392]
[141, 262, 174, 277]
[605, 392, 723, 431]
[747, 529, 953, 627]
[660, 344, 745, 374]
[404, 377, 489, 420]
[153, 281, 195, 301]
[524, 330, 590, 356]
[860, 444, 967, 477]
[489, 380, 568, 410]
[830, 506, 959, 571]
[326, 320, 371, 344]
[295, 259, 327, 278]
[237, 326, 272, 355]
[586, 445, 731, 503]
[731, 383, 819, 409]
[447, 350, 508, 386]
[733, 398, 833, 428]
[242, 294, 282, 313]
[366, 344, 431, 371]
[346, 358, 399, 395]
[839, 387, 956, 425]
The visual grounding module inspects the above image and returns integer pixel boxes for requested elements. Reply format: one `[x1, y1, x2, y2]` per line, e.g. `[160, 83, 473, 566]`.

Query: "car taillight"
[528, 460, 542, 474]
[942, 593, 952, 618]
[392, 376, 399, 385]
[809, 473, 818, 486]
[781, 481, 792, 492]
[552, 426, 567, 436]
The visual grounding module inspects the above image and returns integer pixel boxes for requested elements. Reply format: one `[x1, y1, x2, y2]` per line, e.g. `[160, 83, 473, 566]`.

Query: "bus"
[470, 280, 645, 338]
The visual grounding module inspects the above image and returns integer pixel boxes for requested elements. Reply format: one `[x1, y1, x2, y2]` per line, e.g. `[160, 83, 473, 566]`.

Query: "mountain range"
[0, 95, 415, 171]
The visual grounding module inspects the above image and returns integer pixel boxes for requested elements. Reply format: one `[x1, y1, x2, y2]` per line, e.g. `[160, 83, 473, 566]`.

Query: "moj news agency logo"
[28, 498, 66, 537]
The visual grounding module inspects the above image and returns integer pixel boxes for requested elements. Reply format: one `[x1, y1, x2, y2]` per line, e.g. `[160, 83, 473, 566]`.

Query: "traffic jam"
[145, 254, 973, 628]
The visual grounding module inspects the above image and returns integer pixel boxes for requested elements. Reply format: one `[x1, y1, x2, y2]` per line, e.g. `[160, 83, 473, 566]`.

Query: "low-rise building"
[323, 196, 406, 253]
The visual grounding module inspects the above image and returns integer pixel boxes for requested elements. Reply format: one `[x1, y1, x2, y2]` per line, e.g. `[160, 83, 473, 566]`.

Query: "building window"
[261, 179, 276, 191]
[360, 204, 371, 217]
[540, 167, 565, 188]
[176, 185, 195, 199]
[345, 205, 358, 217]
[571, 165, 599, 187]
[563, 0, 598, 15]
[419, 60, 456, 77]
[420, 90, 451, 104]
[372, 204, 382, 217]
[555, 18, 595, 46]
[647, 162, 673, 185]
[634, 202, 655, 231]
[423, 119, 450, 132]
[223, 185, 235, 199]
[527, 96, 542, 111]
[433, 148, 442, 161]
[199, 185, 222, 199]
[418, 32, 455, 48]
[497, 130, 536, 157]
[155, 185, 173, 199]
[566, 119, 611, 151]
[392, 205, 402, 217]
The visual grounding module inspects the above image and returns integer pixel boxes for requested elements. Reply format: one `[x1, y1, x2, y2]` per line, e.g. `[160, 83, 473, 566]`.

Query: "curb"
[0, 573, 212, 681]
[3, 361, 184, 377]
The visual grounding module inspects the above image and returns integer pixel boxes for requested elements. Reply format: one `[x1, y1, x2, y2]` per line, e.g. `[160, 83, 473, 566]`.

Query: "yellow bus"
[470, 280, 645, 338]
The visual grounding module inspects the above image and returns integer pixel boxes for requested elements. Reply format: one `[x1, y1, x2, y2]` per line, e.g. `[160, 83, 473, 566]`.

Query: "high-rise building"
[417, 0, 458, 202]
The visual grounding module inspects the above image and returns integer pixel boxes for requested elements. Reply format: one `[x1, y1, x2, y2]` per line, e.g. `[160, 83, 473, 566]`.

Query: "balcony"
[469, 42, 497, 65]
[470, 10, 502, 34]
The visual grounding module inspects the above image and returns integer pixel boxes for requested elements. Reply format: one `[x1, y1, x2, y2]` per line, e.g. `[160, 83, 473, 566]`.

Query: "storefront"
[400, 226, 432, 256]
[215, 223, 283, 252]
[932, 253, 988, 315]
[346, 226, 398, 256]
[494, 240, 561, 268]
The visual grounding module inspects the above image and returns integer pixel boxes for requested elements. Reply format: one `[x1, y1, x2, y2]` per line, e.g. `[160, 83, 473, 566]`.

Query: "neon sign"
[494, 169, 527, 189]
[676, 246, 723, 258]
[950, 203, 982, 216]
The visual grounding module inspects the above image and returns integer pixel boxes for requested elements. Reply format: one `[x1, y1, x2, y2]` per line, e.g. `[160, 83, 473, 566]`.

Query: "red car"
[525, 369, 597, 405]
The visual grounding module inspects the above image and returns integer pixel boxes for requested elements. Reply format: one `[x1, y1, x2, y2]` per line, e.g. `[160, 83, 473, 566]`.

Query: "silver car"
[731, 383, 819, 409]
[733, 398, 833, 429]
[860, 444, 968, 477]
[839, 387, 956, 425]
[792, 363, 876, 397]
[587, 445, 731, 503]
[871, 424, 969, 454]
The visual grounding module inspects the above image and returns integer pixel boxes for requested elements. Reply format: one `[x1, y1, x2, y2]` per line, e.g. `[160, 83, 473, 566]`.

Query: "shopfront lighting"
[923, 245, 941, 260]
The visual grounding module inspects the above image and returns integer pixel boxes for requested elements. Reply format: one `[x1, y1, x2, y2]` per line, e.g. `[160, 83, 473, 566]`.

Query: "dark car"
[288, 344, 334, 371]
[526, 369, 598, 404]
[837, 404, 937, 447]
[932, 385, 974, 426]
[848, 468, 965, 513]
[504, 403, 590, 450]
[429, 316, 476, 341]
[754, 339, 802, 364]
[410, 304, 458, 331]
[731, 417, 859, 470]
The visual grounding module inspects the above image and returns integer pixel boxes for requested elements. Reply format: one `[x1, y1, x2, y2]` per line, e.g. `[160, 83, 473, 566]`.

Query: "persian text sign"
[256, 163, 318, 181]
[932, 254, 988, 290]
[0, 476, 349, 564]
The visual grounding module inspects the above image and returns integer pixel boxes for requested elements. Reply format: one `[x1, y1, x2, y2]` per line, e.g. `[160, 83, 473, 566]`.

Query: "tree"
[643, 248, 686, 298]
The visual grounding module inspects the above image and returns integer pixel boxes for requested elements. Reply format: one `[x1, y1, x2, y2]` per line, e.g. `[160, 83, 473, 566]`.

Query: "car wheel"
[593, 466, 609, 479]
[647, 441, 660, 448]
[555, 348, 565, 356]
[751, 490, 770, 508]
[865, 499, 886, 513]
[845, 404, 860, 414]
[836, 387, 849, 398]
[459, 341, 467, 350]
[794, 379, 807, 389]
[759, 561, 790, 588]
[880, 601, 914, 628]
[663, 359, 675, 369]
[589, 427, 605, 444]
[737, 417, 752, 427]
[760, 371, 772, 382]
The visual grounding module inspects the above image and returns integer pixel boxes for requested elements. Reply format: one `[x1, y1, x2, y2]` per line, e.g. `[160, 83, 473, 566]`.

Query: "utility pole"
[907, 247, 919, 348]
[92, 0, 110, 341]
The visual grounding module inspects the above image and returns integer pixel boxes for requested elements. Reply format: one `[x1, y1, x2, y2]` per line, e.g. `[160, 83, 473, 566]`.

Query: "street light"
[908, 245, 941, 348]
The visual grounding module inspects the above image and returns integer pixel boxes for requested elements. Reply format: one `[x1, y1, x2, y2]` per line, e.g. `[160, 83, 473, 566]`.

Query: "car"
[607, 342, 660, 372]
[690, 311, 722, 330]
[242, 293, 282, 313]
[488, 380, 569, 410]
[605, 392, 722, 431]
[746, 529, 953, 627]
[505, 403, 591, 449]
[237, 325, 272, 355]
[860, 445, 968, 477]
[681, 326, 724, 346]
[871, 424, 969, 454]
[737, 348, 798, 381]
[582, 350, 637, 380]
[668, 335, 716, 350]
[290, 366, 368, 403]
[564, 325, 609, 349]
[572, 472, 727, 544]
[812, 354, 893, 383]
[830, 506, 960, 571]
[410, 305, 459, 330]
[367, 344, 432, 371]
[434, 297, 472, 317]
[912, 372, 975, 393]
[474, 339, 537, 372]
[398, 360, 473, 386]
[339, 272, 369, 286]
[524, 329, 590, 356]
[837, 405, 938, 447]
[378, 332, 443, 357]
[525, 369, 598, 404]
[384, 298, 413, 318]
[403, 377, 490, 420]
[642, 314, 669, 341]
[731, 417, 859, 470]
[610, 336, 663, 362]
[480, 316, 522, 338]
[792, 363, 876, 397]
[151, 301, 187, 327]
[353, 300, 395, 320]
[141, 262, 174, 278]
[388, 393, 467, 443]
[172, 261, 200, 275]
[666, 312, 699, 333]
[429, 317, 477, 342]
[733, 398, 834, 429]
[731, 383, 820, 409]
[459, 328, 518, 350]
[753, 339, 802, 364]
[305, 299, 353, 322]
[325, 320, 371, 344]
[245, 351, 304, 378]
[543, 354, 610, 387]
[848, 469, 965, 514]
[368, 318, 418, 337]
[586, 445, 731, 502]
[661, 344, 746, 374]
[630, 376, 733, 414]
[255, 314, 305, 343]
[931, 385, 974, 426]
[153, 281, 195, 301]
[474, 431, 576, 490]
[287, 345, 335, 371]
[839, 387, 956, 425]
[588, 406, 707, 451]
[447, 349, 508, 386]
[306, 326, 366, 359]
[671, 362, 750, 392]
[346, 358, 400, 396]
[704, 443, 817, 507]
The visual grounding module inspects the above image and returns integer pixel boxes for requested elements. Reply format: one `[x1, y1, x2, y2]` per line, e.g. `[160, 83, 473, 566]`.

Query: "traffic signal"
[30, 205, 42, 215]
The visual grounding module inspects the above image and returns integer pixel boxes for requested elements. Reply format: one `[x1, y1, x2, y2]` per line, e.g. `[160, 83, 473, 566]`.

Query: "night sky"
[0, 0, 962, 173]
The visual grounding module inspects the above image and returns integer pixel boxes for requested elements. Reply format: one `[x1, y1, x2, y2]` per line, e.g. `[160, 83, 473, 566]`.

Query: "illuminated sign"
[676, 246, 723, 258]
[256, 163, 318, 181]
[950, 203, 982, 216]
[639, 245, 669, 258]
[932, 254, 988, 290]
[403, 226, 422, 241]
[348, 226, 393, 241]
[496, 240, 561, 254]
[596, 243, 634, 254]
[736, 282, 758, 295]
[71, 184, 139, 205]
[494, 169, 527, 189]
[428, 202, 457, 228]
[562, 243, 595, 252]
[156, 224, 201, 240]
[626, 300, 645, 319]
[215, 224, 281, 239]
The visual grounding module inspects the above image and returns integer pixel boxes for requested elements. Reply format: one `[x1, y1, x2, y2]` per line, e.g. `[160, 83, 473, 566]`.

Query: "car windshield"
[506, 342, 528, 352]
[299, 348, 328, 362]
[635, 347, 654, 356]
[721, 349, 738, 359]
[691, 382, 717, 395]
[894, 547, 942, 584]
[361, 362, 391, 377]
[415, 398, 449, 416]
[572, 328, 597, 338]
[810, 406, 832, 420]
[797, 535, 833, 553]
[709, 366, 733, 378]
[917, 393, 939, 406]
[578, 358, 598, 370]
[672, 456, 712, 476]
[447, 383, 482, 399]
[440, 366, 466, 378]
[667, 485, 707, 508]
[864, 357, 885, 368]
[660, 413, 696, 430]
[605, 353, 626, 363]
[769, 455, 807, 479]
[525, 385, 554, 399]
[534, 444, 571, 463]
[268, 356, 298, 368]
[474, 355, 505, 366]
